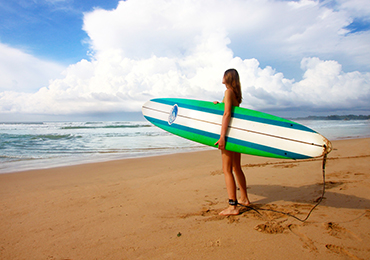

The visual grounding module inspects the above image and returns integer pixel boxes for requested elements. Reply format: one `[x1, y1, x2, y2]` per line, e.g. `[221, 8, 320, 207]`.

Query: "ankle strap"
[228, 199, 238, 206]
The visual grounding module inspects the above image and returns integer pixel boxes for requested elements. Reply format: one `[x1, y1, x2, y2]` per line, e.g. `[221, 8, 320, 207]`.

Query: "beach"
[0, 138, 369, 259]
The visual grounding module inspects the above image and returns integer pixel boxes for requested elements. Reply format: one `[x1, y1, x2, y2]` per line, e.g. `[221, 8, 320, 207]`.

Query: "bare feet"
[219, 206, 239, 216]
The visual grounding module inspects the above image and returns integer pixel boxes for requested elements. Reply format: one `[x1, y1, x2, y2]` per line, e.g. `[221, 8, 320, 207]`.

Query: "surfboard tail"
[324, 138, 332, 155]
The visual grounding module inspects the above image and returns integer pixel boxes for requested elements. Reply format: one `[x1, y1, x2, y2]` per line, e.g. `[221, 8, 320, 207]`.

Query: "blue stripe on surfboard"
[145, 116, 311, 159]
[152, 98, 315, 133]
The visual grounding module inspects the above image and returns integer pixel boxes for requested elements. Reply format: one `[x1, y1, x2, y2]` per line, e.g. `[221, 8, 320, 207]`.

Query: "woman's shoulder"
[224, 89, 239, 106]
[224, 88, 235, 97]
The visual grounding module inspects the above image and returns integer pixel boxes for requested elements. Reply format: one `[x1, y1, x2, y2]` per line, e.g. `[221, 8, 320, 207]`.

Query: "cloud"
[242, 57, 370, 110]
[0, 0, 369, 118]
[0, 43, 65, 93]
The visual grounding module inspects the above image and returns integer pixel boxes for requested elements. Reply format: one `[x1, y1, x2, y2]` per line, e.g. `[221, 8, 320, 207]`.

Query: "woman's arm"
[215, 89, 233, 150]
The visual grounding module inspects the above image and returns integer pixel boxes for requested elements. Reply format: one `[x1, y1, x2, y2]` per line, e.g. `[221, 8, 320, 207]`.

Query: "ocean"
[1, 119, 369, 174]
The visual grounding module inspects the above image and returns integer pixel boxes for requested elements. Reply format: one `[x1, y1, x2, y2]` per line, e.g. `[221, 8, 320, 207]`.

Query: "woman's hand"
[215, 137, 225, 150]
[213, 101, 220, 104]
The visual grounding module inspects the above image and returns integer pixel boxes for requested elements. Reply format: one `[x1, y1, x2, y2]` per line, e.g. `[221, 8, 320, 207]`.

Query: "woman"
[215, 69, 251, 216]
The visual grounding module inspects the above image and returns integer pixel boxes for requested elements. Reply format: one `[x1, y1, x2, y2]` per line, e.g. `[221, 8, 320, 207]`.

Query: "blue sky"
[345, 17, 370, 33]
[0, 0, 369, 121]
[0, 0, 119, 64]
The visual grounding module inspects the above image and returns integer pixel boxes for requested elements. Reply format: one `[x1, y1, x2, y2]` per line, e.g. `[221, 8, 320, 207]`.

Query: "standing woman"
[215, 69, 251, 216]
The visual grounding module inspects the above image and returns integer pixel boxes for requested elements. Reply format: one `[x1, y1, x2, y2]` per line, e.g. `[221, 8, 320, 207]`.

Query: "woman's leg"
[221, 149, 237, 201]
[232, 153, 250, 206]
[219, 149, 239, 215]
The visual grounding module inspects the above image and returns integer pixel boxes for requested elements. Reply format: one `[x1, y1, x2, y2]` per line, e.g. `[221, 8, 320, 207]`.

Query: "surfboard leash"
[240, 150, 329, 222]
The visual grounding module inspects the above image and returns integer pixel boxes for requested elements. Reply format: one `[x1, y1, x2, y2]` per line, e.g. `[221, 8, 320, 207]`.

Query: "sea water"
[0, 119, 369, 173]
[0, 121, 207, 173]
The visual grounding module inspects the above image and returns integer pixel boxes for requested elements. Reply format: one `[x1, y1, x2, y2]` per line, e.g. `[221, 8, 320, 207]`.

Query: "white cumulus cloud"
[0, 43, 64, 93]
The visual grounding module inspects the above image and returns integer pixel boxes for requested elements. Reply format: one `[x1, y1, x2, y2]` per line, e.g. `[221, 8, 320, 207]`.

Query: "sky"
[0, 0, 369, 121]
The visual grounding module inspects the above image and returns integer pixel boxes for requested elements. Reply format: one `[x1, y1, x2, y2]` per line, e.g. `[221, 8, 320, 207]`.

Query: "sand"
[0, 138, 369, 259]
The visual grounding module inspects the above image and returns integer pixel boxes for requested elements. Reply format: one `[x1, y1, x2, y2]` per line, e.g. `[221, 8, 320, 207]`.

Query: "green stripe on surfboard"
[147, 116, 307, 159]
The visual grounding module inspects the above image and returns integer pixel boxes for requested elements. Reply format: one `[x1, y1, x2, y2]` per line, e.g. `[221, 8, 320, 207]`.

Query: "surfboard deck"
[142, 98, 332, 159]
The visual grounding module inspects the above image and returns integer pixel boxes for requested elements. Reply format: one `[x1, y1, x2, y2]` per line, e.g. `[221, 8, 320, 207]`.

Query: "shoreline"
[0, 145, 212, 175]
[1, 136, 368, 175]
[1, 138, 370, 259]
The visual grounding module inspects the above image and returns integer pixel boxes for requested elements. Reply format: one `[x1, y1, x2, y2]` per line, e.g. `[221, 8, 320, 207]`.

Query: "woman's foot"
[219, 206, 239, 216]
[238, 198, 251, 207]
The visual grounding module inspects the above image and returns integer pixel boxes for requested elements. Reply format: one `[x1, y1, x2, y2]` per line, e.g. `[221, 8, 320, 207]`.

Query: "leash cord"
[240, 152, 328, 222]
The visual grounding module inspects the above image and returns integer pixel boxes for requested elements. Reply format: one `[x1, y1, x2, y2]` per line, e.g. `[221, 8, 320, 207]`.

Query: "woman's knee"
[232, 164, 242, 173]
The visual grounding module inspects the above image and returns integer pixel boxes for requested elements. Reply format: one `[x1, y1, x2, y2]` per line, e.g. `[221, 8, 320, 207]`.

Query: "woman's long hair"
[224, 69, 242, 104]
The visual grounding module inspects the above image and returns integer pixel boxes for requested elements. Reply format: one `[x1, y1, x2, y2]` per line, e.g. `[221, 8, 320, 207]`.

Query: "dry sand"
[0, 138, 369, 259]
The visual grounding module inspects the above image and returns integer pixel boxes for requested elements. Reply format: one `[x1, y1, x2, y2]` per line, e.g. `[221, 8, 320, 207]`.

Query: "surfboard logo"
[168, 104, 178, 125]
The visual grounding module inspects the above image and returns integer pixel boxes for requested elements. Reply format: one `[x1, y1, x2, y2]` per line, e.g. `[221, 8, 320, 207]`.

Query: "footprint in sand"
[323, 222, 362, 241]
[365, 210, 370, 219]
[210, 170, 223, 175]
[326, 244, 362, 260]
[254, 220, 288, 234]
[288, 224, 318, 252]
[207, 238, 222, 247]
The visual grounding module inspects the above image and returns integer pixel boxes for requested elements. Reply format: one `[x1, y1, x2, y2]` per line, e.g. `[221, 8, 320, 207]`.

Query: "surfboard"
[142, 98, 332, 159]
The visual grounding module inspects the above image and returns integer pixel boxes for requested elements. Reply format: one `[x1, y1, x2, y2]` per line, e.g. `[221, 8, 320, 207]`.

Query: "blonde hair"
[224, 69, 242, 104]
